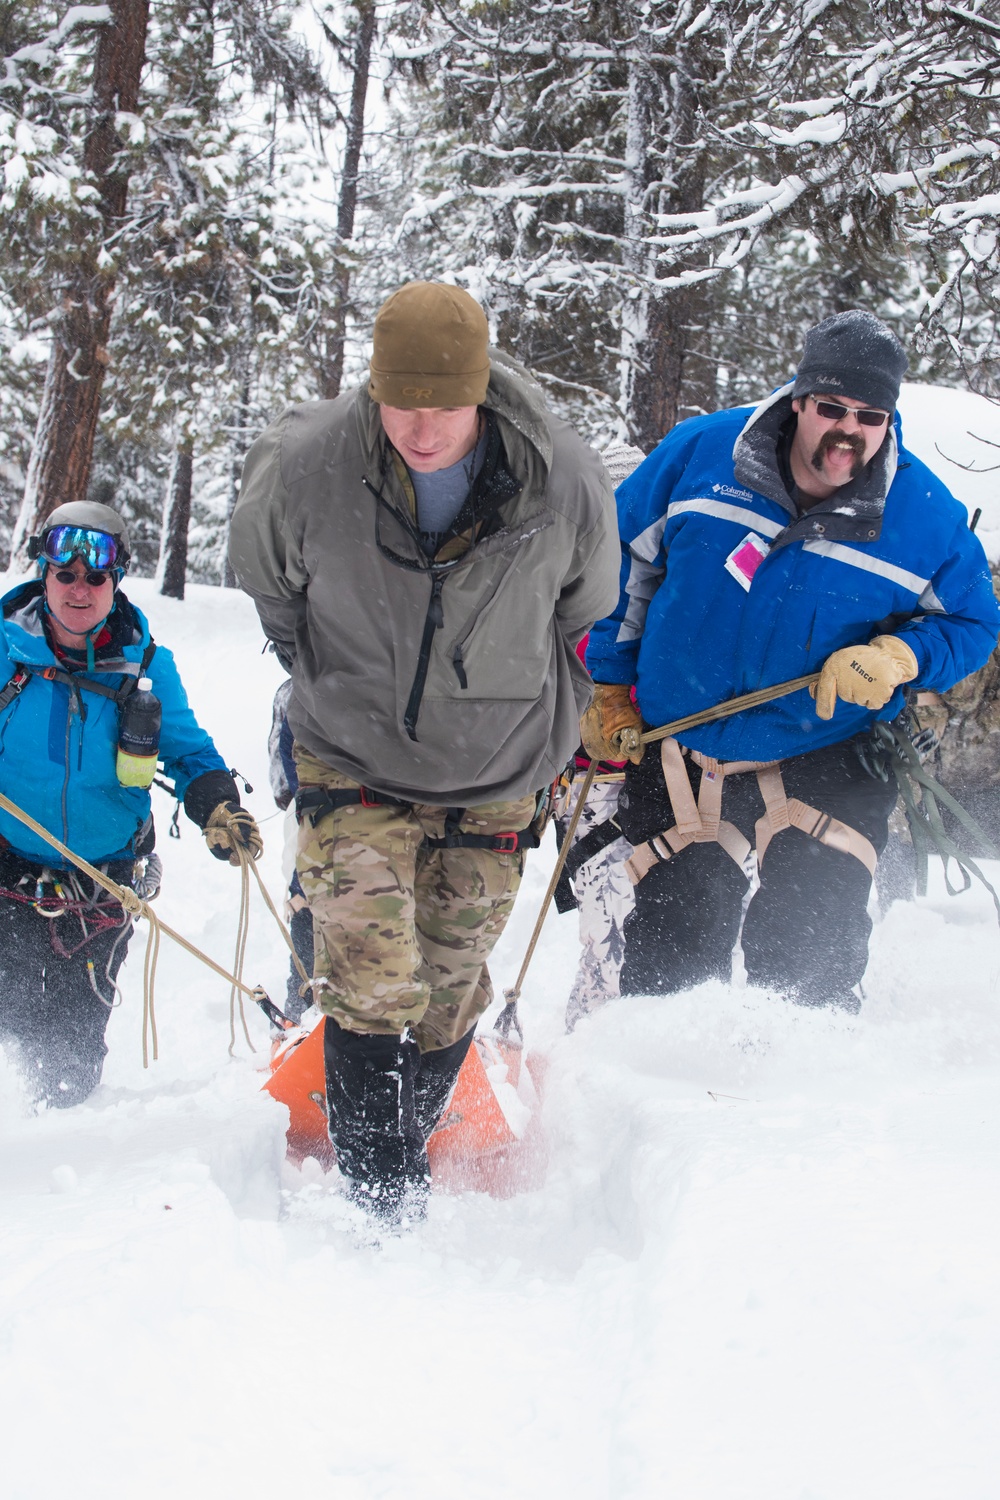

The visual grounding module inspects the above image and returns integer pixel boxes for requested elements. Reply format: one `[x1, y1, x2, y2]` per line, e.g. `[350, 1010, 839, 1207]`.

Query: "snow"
[3, 391, 1000, 1497]
[897, 383, 1000, 559]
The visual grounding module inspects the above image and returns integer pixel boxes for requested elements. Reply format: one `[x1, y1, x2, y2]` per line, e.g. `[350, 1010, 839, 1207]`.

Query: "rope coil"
[0, 789, 305, 1067]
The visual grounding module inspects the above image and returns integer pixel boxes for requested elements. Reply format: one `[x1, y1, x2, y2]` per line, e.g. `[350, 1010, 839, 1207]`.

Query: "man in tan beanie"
[229, 281, 619, 1226]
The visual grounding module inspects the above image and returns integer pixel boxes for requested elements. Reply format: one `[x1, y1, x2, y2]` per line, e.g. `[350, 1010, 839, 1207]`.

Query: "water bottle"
[117, 678, 162, 788]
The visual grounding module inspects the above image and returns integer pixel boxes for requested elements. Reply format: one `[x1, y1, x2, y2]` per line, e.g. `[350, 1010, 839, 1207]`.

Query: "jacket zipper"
[404, 574, 446, 740]
[453, 647, 468, 690]
[61, 688, 76, 847]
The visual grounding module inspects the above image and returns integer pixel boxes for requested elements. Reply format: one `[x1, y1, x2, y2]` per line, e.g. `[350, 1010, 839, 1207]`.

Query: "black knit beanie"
[793, 310, 908, 412]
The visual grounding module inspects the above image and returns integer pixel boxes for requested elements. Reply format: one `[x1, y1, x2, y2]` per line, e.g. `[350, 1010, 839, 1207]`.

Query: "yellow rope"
[504, 760, 597, 1007]
[141, 907, 161, 1067]
[228, 856, 254, 1056]
[0, 789, 290, 1066]
[624, 673, 822, 753]
[245, 853, 310, 985]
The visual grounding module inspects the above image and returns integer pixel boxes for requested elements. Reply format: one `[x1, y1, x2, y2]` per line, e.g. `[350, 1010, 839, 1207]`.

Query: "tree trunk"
[224, 367, 251, 589]
[158, 436, 194, 601]
[10, 0, 150, 569]
[621, 35, 711, 450]
[320, 0, 376, 400]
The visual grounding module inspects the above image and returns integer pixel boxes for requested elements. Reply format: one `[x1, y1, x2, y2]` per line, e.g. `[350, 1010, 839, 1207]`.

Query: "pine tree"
[389, 0, 1000, 441]
[3, 1, 150, 566]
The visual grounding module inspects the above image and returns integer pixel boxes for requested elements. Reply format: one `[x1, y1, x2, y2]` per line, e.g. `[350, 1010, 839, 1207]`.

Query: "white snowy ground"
[3, 390, 1000, 1499]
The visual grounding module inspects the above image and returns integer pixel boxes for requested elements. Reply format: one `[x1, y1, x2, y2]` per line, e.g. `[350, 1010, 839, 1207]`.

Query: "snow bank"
[3, 393, 1000, 1499]
[898, 383, 1000, 560]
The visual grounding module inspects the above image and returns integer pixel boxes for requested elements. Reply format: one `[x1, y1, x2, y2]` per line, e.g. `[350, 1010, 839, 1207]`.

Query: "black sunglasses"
[53, 567, 111, 587]
[811, 396, 890, 428]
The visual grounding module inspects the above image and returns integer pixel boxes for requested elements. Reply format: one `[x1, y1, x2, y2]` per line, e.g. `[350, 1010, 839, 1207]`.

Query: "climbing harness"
[624, 737, 877, 886]
[499, 672, 824, 1031]
[0, 787, 305, 1067]
[0, 865, 134, 1008]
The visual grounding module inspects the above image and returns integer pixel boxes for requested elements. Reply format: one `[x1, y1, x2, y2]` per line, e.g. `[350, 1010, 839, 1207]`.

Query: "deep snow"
[2, 390, 1000, 1498]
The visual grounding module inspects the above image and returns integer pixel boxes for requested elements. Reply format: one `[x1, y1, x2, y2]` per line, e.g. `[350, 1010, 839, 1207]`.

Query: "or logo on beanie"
[369, 282, 490, 409]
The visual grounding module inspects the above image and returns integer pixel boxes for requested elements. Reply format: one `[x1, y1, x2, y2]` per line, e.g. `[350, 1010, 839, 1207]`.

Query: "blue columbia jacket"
[0, 582, 229, 867]
[587, 386, 1000, 762]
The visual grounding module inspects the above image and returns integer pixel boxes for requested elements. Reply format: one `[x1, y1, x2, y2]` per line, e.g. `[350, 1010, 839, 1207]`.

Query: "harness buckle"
[493, 832, 519, 854]
[359, 787, 382, 808]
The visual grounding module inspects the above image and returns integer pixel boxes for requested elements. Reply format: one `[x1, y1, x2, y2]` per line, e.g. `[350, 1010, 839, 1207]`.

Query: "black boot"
[414, 1027, 476, 1140]
[323, 1018, 429, 1224]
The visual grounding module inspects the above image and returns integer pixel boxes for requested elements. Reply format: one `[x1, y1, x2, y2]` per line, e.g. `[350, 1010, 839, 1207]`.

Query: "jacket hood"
[733, 382, 898, 543]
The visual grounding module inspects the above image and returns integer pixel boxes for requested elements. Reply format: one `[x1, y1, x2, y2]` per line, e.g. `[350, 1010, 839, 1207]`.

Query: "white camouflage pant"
[556, 776, 634, 1030]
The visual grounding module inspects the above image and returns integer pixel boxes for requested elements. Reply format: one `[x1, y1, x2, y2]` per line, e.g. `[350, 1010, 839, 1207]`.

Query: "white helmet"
[29, 501, 131, 575]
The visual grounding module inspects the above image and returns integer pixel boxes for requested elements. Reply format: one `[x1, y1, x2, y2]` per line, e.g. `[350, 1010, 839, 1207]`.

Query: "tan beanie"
[368, 282, 490, 408]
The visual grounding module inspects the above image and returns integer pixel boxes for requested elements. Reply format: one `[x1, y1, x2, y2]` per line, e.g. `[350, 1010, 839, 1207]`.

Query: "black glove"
[184, 768, 241, 828]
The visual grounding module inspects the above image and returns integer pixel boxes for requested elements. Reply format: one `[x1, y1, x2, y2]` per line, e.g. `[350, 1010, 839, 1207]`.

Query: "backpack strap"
[0, 666, 32, 714]
[0, 639, 157, 712]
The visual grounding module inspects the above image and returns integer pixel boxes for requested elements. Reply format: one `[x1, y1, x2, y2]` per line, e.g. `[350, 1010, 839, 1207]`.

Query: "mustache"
[811, 428, 867, 476]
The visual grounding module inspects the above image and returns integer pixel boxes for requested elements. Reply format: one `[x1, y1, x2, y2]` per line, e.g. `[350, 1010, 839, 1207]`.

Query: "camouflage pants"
[294, 747, 534, 1051]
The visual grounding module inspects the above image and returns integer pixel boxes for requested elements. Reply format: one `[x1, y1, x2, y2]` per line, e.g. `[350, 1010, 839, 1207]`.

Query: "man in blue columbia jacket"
[583, 311, 1000, 1008]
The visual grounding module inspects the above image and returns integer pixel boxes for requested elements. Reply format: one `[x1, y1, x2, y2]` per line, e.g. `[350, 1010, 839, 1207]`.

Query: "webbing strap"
[624, 739, 877, 886]
[754, 764, 877, 878]
[624, 739, 754, 885]
[0, 641, 156, 713]
[422, 828, 537, 854]
[294, 784, 409, 825]
[563, 815, 626, 880]
[294, 785, 535, 855]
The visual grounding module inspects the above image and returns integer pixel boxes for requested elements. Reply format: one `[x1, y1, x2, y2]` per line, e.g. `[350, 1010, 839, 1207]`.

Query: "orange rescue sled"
[263, 1017, 546, 1197]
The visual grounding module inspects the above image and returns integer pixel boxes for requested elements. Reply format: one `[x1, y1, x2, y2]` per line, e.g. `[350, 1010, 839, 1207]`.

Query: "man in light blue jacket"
[0, 502, 261, 1106]
[584, 312, 1000, 1009]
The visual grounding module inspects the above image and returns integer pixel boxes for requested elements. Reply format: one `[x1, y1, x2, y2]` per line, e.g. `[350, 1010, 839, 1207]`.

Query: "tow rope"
[0, 788, 304, 1066]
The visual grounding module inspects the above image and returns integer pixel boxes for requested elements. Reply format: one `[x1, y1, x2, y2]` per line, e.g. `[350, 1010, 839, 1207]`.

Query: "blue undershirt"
[410, 427, 488, 556]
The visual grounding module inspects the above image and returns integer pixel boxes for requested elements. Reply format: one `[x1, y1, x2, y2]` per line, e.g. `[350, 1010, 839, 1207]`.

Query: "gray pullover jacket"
[229, 351, 620, 805]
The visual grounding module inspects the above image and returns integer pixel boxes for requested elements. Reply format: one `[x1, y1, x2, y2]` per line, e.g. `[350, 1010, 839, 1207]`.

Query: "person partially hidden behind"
[0, 502, 262, 1107]
[584, 311, 1000, 1010]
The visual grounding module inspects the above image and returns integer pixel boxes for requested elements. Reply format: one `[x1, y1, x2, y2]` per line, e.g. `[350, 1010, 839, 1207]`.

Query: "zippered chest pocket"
[439, 552, 557, 702]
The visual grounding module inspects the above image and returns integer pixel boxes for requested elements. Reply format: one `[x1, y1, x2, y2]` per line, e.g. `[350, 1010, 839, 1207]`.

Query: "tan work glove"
[812, 635, 918, 720]
[580, 682, 644, 764]
[204, 802, 264, 865]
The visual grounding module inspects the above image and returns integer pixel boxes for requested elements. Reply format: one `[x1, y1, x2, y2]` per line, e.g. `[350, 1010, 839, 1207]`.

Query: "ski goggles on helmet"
[38, 525, 123, 572]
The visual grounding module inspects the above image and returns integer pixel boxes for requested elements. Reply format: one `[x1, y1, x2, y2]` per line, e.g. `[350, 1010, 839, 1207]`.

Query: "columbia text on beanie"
[369, 282, 490, 408]
[793, 310, 908, 413]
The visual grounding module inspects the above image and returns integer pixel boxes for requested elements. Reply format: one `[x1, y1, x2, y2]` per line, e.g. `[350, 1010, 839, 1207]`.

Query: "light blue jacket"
[586, 387, 1000, 762]
[0, 582, 229, 866]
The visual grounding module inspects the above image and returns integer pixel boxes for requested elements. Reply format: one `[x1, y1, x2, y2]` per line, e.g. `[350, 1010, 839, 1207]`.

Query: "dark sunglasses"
[53, 567, 111, 587]
[811, 396, 889, 428]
